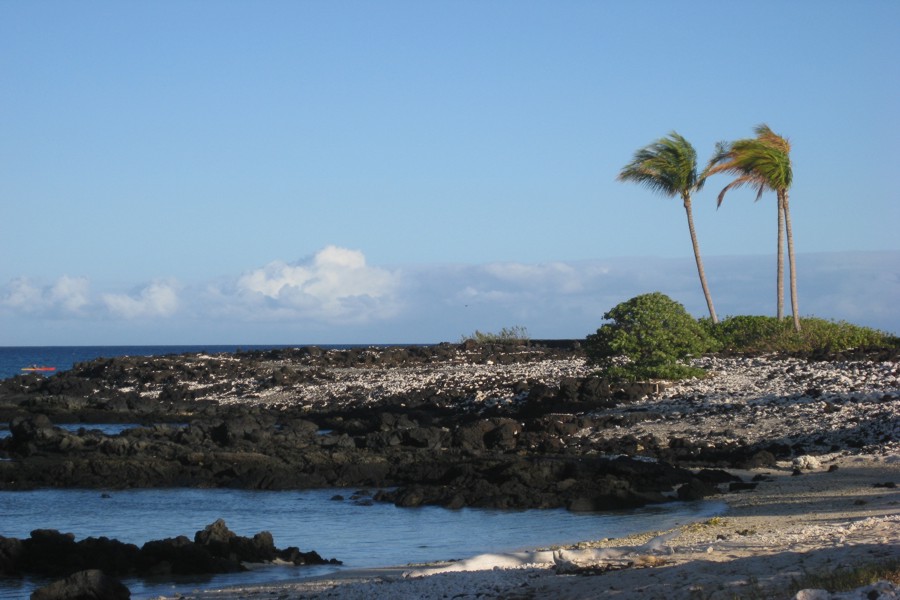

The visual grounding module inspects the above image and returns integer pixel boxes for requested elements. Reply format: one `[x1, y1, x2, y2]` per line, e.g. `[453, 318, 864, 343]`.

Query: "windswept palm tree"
[618, 132, 718, 323]
[707, 124, 800, 331]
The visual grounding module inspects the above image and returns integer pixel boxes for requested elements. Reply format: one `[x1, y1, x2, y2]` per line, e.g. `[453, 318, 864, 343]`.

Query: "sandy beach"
[159, 451, 899, 600]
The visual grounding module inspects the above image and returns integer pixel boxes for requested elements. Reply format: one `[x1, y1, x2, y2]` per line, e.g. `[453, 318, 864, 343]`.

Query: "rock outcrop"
[1, 343, 896, 512]
[0, 520, 338, 579]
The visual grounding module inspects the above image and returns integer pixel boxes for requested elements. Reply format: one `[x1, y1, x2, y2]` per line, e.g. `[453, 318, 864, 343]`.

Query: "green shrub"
[584, 292, 714, 381]
[460, 325, 530, 345]
[701, 315, 899, 354]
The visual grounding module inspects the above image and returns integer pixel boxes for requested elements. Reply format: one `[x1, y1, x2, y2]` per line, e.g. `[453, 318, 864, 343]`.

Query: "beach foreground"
[163, 454, 899, 599]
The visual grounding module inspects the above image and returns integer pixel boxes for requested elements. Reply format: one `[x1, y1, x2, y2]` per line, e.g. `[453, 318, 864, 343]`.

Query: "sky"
[1, 1, 898, 345]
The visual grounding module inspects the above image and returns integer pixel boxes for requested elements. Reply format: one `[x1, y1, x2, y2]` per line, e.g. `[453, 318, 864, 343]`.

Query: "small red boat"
[21, 365, 56, 372]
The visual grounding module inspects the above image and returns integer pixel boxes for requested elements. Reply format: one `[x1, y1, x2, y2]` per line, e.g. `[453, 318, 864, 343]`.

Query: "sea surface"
[0, 488, 725, 599]
[0, 346, 725, 598]
[0, 344, 362, 381]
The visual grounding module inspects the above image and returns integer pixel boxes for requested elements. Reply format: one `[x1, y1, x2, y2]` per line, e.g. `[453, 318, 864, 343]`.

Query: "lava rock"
[30, 569, 130, 600]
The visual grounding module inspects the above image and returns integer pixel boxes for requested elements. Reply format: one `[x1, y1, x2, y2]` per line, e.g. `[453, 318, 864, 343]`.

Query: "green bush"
[701, 315, 899, 354]
[584, 292, 714, 381]
[460, 325, 530, 345]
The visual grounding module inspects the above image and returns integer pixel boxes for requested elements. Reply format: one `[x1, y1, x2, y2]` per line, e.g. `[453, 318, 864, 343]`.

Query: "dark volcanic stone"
[741, 451, 777, 469]
[139, 535, 236, 575]
[194, 519, 236, 557]
[0, 536, 24, 575]
[677, 478, 719, 501]
[0, 520, 337, 581]
[483, 419, 522, 450]
[30, 569, 130, 600]
[0, 342, 764, 515]
[728, 482, 759, 492]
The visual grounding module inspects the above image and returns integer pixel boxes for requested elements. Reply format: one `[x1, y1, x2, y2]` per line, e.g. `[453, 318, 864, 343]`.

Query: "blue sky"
[2, 1, 898, 344]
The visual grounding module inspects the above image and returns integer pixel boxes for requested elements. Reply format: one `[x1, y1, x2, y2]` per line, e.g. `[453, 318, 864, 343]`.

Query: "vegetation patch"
[584, 293, 898, 384]
[460, 325, 530, 345]
[701, 315, 900, 355]
[584, 292, 714, 381]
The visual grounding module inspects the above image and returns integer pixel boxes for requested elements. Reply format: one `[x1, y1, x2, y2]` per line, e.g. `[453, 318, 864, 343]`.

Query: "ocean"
[0, 488, 724, 599]
[0, 344, 347, 381]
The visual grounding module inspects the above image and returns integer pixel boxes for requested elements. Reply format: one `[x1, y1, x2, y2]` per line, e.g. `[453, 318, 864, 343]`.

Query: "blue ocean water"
[0, 488, 725, 599]
[0, 345, 351, 381]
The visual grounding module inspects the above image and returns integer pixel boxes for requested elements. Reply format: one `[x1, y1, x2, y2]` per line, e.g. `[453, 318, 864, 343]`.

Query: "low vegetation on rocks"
[460, 326, 530, 345]
[584, 292, 899, 383]
[702, 314, 900, 356]
[584, 292, 713, 381]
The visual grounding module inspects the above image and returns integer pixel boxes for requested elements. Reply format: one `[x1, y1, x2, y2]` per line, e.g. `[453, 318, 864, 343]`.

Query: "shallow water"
[0, 488, 725, 599]
[0, 423, 156, 439]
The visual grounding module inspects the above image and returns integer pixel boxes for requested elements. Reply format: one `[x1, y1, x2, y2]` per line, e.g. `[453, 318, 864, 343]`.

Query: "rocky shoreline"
[1, 518, 338, 579]
[0, 344, 732, 508]
[1, 344, 896, 495]
[1, 342, 898, 596]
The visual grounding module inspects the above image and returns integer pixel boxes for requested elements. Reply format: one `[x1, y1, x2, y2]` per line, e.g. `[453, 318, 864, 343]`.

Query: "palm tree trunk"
[782, 191, 801, 332]
[683, 195, 717, 323]
[776, 195, 785, 321]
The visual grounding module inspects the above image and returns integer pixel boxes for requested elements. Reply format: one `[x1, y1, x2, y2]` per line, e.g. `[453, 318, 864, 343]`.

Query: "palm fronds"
[618, 132, 702, 198]
[706, 123, 792, 205]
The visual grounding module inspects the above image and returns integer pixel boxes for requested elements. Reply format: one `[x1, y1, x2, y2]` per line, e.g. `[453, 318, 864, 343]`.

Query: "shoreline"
[161, 452, 900, 599]
[3, 345, 897, 598]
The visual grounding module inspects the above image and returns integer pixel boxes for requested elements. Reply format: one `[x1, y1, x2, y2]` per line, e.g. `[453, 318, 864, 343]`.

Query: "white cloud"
[50, 276, 90, 312]
[234, 245, 401, 322]
[2, 249, 898, 344]
[402, 251, 900, 339]
[3, 278, 42, 312]
[1, 276, 90, 315]
[102, 281, 179, 319]
[482, 262, 585, 293]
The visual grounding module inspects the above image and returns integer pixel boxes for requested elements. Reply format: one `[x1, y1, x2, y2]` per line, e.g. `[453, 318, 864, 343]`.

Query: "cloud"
[481, 262, 586, 293]
[2, 276, 90, 316]
[2, 249, 898, 344]
[50, 276, 91, 312]
[401, 251, 900, 339]
[233, 245, 402, 322]
[102, 281, 179, 319]
[3, 278, 42, 312]
[414, 257, 664, 319]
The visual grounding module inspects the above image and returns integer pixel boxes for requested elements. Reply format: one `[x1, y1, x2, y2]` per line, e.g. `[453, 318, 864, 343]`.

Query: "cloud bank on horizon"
[2, 247, 897, 345]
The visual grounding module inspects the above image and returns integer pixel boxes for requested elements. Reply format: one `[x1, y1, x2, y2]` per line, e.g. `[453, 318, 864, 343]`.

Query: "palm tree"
[707, 124, 800, 331]
[618, 132, 718, 323]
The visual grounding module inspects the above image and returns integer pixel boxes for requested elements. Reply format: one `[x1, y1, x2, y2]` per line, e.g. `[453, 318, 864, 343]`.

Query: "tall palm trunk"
[683, 194, 717, 323]
[782, 190, 801, 332]
[776, 196, 785, 321]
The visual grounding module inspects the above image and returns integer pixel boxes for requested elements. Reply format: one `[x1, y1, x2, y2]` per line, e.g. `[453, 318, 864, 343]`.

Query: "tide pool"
[0, 488, 725, 599]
